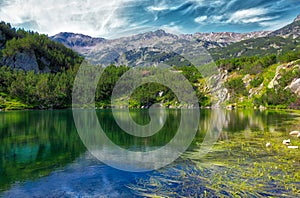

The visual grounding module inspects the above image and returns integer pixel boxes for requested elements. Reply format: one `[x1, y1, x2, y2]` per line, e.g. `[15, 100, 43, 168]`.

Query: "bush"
[225, 77, 247, 97]
[250, 76, 264, 88]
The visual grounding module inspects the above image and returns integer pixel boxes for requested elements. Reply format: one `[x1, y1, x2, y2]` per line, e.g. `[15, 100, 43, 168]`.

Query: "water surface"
[0, 109, 299, 197]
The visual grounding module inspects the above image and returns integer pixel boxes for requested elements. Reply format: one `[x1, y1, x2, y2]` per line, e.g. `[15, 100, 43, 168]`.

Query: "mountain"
[52, 30, 270, 53]
[209, 35, 300, 60]
[50, 32, 105, 54]
[269, 20, 300, 38]
[1, 14, 299, 72]
[1, 15, 300, 110]
[51, 29, 271, 66]
[210, 17, 300, 60]
[51, 15, 300, 66]
[0, 22, 82, 73]
[184, 31, 270, 44]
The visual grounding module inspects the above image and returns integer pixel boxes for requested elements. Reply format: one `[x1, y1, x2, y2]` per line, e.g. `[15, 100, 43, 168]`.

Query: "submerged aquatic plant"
[128, 126, 300, 197]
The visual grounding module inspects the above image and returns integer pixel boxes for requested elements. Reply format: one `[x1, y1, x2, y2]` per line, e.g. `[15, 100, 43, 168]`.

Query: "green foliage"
[225, 76, 247, 98]
[250, 75, 264, 88]
[261, 88, 296, 107]
[0, 64, 207, 110]
[174, 66, 203, 83]
[96, 65, 129, 103]
[1, 20, 300, 110]
[278, 68, 300, 87]
[0, 66, 78, 109]
[1, 21, 83, 72]
[217, 54, 277, 74]
[278, 50, 300, 63]
[210, 36, 300, 60]
[130, 83, 176, 107]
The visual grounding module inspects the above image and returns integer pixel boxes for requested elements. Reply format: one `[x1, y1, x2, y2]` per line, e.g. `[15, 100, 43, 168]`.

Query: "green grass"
[0, 93, 32, 110]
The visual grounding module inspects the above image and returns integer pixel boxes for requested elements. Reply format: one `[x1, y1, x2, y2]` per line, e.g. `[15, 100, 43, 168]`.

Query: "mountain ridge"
[51, 29, 271, 51]
[50, 14, 300, 66]
[50, 32, 106, 51]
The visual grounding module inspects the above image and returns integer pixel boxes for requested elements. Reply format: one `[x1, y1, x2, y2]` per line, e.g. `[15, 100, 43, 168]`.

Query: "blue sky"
[0, 0, 299, 38]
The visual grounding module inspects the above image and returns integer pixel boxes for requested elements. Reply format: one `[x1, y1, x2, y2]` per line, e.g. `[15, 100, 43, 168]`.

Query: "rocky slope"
[50, 32, 105, 54]
[184, 31, 270, 44]
[51, 29, 272, 66]
[269, 20, 300, 38]
[210, 16, 300, 60]
[294, 14, 300, 22]
[50, 14, 299, 67]
[50, 30, 273, 66]
[213, 58, 300, 109]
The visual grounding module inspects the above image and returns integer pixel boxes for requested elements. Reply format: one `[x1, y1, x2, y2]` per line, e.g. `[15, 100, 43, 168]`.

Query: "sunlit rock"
[289, 131, 300, 136]
[282, 139, 291, 145]
[288, 146, 299, 149]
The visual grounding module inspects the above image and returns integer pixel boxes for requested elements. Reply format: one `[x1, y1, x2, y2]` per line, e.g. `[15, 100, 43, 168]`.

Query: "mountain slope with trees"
[0, 22, 83, 73]
[209, 20, 300, 60]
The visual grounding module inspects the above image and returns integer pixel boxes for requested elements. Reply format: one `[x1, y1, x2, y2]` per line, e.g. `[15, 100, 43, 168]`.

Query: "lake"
[0, 109, 299, 197]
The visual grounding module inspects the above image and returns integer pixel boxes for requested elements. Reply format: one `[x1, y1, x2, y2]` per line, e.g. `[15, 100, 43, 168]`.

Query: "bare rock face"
[189, 31, 270, 43]
[268, 65, 283, 89]
[270, 14, 300, 38]
[52, 29, 270, 66]
[288, 78, 300, 96]
[2, 51, 40, 73]
[50, 32, 106, 55]
[0, 30, 6, 50]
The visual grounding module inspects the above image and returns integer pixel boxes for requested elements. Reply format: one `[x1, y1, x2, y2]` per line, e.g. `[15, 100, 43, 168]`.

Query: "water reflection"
[0, 111, 86, 192]
[74, 109, 200, 172]
[0, 109, 299, 196]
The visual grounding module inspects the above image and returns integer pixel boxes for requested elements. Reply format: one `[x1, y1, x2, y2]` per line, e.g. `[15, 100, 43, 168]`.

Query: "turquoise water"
[0, 110, 299, 197]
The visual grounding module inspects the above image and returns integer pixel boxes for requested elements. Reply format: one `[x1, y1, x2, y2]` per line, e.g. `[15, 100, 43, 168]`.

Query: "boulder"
[266, 142, 272, 148]
[289, 131, 300, 136]
[259, 105, 267, 110]
[288, 146, 299, 149]
[282, 139, 291, 145]
[288, 78, 300, 96]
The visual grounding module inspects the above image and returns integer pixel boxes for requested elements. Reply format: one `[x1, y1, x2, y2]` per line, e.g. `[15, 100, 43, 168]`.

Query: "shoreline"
[1, 106, 300, 114]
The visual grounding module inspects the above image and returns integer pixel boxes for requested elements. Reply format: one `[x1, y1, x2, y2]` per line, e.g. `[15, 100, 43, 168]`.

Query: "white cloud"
[228, 8, 269, 23]
[161, 23, 183, 35]
[0, 0, 297, 38]
[194, 16, 208, 23]
[241, 16, 277, 23]
[259, 18, 293, 30]
[210, 15, 225, 23]
[0, 0, 131, 38]
[147, 5, 169, 12]
[192, 0, 224, 7]
[146, 1, 185, 13]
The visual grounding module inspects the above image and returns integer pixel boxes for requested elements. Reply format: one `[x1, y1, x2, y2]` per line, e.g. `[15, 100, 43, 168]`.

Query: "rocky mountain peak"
[152, 29, 169, 36]
[132, 29, 175, 40]
[51, 32, 106, 49]
[269, 14, 300, 38]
